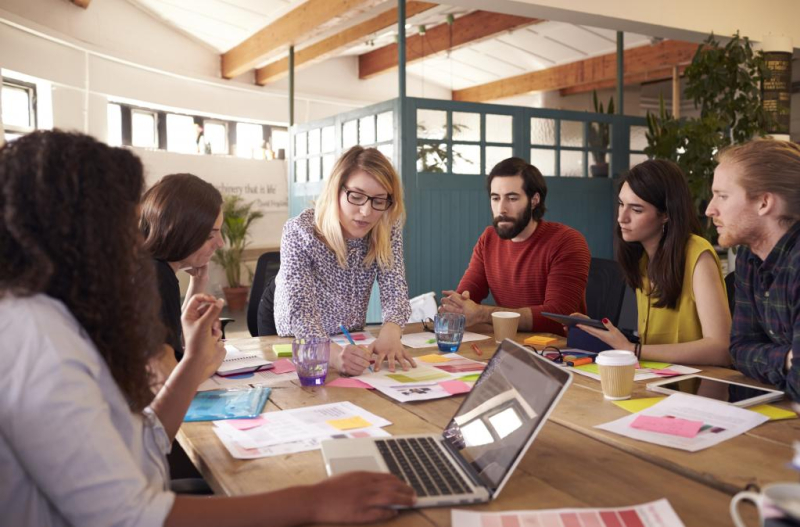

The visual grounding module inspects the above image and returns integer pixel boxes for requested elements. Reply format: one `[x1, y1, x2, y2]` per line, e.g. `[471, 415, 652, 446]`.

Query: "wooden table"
[177, 324, 795, 525]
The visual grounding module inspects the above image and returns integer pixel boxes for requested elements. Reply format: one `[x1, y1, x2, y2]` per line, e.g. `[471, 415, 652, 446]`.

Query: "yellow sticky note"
[612, 397, 666, 413]
[524, 336, 558, 346]
[418, 354, 451, 364]
[327, 416, 372, 431]
[273, 344, 293, 357]
[575, 363, 600, 375]
[638, 360, 672, 370]
[749, 404, 798, 421]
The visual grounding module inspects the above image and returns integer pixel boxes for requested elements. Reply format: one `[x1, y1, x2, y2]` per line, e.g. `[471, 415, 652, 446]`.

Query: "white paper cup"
[492, 312, 521, 343]
[596, 350, 637, 400]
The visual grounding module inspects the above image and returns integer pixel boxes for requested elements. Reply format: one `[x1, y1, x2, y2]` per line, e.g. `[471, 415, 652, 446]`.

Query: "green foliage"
[211, 195, 264, 288]
[645, 32, 772, 242]
[416, 123, 471, 173]
[589, 91, 615, 164]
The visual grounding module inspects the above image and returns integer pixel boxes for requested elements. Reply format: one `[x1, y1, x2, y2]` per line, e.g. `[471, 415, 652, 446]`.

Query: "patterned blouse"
[274, 208, 412, 338]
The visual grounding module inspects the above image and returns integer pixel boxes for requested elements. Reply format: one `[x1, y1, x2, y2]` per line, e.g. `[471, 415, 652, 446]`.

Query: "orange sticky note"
[524, 336, 558, 346]
[418, 354, 451, 364]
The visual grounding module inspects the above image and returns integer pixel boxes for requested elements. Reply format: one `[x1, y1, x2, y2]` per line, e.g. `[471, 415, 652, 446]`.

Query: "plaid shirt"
[730, 221, 800, 401]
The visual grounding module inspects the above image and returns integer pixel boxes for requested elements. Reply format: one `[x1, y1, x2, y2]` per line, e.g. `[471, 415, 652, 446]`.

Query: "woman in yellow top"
[578, 159, 731, 365]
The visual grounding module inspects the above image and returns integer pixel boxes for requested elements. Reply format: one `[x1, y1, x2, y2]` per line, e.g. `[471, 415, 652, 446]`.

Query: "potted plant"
[645, 32, 771, 243]
[588, 91, 614, 177]
[212, 195, 264, 311]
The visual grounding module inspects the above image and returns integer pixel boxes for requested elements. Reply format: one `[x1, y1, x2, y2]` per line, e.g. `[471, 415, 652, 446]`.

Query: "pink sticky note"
[272, 358, 296, 374]
[226, 416, 267, 431]
[652, 368, 682, 377]
[439, 380, 471, 395]
[630, 414, 703, 438]
[351, 333, 367, 341]
[327, 377, 374, 389]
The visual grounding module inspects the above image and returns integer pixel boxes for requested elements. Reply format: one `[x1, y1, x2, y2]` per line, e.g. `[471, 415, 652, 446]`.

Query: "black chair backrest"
[586, 257, 627, 326]
[725, 271, 735, 316]
[248, 251, 280, 337]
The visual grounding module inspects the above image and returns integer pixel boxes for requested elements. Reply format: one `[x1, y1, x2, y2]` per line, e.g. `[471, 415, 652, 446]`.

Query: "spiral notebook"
[217, 345, 273, 377]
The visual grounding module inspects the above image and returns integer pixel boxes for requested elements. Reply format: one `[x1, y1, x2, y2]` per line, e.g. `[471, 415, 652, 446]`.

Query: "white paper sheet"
[197, 369, 299, 391]
[330, 330, 376, 348]
[452, 499, 685, 527]
[595, 393, 769, 452]
[401, 331, 491, 349]
[213, 426, 391, 459]
[356, 353, 484, 403]
[213, 401, 391, 449]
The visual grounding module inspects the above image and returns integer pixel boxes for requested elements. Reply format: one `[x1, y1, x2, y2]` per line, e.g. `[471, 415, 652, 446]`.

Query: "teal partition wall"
[290, 97, 648, 323]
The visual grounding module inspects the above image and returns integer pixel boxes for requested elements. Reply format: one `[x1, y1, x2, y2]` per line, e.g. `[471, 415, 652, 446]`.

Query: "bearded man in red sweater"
[440, 157, 591, 335]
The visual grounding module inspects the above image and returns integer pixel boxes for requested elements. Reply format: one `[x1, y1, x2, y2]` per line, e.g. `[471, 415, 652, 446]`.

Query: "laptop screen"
[442, 340, 571, 494]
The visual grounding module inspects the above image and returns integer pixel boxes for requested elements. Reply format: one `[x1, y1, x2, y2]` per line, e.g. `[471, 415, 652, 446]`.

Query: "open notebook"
[216, 345, 273, 377]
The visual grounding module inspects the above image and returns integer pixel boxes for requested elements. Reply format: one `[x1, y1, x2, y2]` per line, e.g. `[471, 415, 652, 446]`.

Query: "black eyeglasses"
[528, 345, 564, 363]
[342, 186, 393, 211]
[422, 317, 435, 333]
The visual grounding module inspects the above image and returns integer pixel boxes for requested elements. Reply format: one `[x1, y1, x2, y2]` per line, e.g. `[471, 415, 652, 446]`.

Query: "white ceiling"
[126, 0, 652, 92]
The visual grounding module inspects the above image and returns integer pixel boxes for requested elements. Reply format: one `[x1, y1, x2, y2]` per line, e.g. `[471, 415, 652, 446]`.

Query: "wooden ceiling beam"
[453, 40, 699, 102]
[558, 64, 688, 96]
[70, 0, 91, 8]
[256, 1, 437, 86]
[358, 10, 541, 80]
[222, 0, 385, 80]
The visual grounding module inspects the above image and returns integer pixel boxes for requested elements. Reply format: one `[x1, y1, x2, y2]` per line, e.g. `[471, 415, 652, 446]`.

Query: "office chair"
[585, 257, 627, 326]
[248, 251, 280, 337]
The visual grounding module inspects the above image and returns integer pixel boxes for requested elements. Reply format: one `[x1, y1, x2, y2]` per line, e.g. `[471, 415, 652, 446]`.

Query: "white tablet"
[646, 374, 784, 408]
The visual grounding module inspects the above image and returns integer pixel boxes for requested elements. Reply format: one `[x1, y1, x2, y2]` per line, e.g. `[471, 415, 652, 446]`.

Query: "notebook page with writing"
[217, 345, 273, 376]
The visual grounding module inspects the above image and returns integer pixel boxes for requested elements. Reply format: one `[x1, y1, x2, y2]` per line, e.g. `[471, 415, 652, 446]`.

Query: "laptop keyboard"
[375, 437, 472, 497]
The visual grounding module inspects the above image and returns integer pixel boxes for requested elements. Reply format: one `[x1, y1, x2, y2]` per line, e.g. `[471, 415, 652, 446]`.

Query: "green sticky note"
[273, 343, 293, 357]
[638, 360, 672, 370]
[459, 373, 481, 382]
[749, 404, 798, 421]
[575, 363, 600, 375]
[612, 397, 666, 413]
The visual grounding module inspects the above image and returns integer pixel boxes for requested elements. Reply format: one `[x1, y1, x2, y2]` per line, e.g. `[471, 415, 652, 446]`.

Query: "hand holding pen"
[337, 324, 373, 376]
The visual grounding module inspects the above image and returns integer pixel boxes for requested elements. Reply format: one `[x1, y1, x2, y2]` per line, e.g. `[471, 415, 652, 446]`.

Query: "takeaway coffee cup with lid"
[596, 350, 637, 400]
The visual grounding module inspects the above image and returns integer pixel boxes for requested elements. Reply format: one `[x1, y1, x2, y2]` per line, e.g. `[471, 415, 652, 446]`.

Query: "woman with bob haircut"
[140, 173, 224, 360]
[272, 146, 415, 375]
[0, 130, 415, 527]
[575, 159, 731, 365]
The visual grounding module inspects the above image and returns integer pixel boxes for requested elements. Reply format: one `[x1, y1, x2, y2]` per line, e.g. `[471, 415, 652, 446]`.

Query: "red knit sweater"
[457, 220, 591, 335]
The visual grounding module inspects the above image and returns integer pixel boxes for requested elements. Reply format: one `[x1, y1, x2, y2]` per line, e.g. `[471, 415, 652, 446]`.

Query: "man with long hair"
[706, 138, 800, 401]
[440, 158, 591, 335]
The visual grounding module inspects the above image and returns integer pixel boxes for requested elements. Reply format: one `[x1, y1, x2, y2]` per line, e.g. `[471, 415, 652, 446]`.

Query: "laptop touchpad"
[330, 456, 383, 474]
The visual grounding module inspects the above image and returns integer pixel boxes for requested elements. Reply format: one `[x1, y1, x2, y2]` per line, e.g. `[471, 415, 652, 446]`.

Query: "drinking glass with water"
[292, 337, 330, 386]
[434, 313, 466, 352]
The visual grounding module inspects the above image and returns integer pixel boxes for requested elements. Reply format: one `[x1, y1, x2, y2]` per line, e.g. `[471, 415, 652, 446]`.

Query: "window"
[203, 120, 227, 155]
[236, 122, 264, 159]
[2, 78, 36, 140]
[166, 113, 197, 154]
[107, 104, 122, 146]
[131, 110, 158, 148]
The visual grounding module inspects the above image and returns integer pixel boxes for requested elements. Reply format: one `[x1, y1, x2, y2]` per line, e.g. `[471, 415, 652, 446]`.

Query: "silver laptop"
[320, 339, 573, 508]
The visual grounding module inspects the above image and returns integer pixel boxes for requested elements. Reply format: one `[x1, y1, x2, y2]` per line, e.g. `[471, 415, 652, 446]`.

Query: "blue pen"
[340, 324, 373, 372]
[339, 324, 357, 346]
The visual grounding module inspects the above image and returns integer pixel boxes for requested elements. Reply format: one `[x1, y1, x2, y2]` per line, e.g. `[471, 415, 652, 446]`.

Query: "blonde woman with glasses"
[272, 146, 416, 375]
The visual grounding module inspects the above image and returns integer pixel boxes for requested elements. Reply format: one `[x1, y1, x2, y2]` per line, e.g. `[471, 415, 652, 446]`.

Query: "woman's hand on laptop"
[311, 471, 416, 523]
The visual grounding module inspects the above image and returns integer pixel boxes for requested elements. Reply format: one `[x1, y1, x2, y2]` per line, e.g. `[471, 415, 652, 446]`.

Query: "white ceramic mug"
[730, 483, 800, 527]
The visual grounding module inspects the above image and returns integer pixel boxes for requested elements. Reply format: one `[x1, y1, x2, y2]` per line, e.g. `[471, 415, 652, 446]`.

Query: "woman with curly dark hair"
[140, 173, 224, 361]
[0, 130, 414, 526]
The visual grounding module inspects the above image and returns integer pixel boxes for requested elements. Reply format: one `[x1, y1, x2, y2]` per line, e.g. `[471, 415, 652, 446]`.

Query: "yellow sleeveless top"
[636, 235, 725, 345]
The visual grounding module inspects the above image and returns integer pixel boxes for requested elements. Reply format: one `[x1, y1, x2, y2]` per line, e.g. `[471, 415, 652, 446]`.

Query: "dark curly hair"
[0, 130, 165, 412]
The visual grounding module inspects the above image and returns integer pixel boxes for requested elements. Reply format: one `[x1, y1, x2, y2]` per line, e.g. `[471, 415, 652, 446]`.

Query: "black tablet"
[541, 312, 607, 330]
